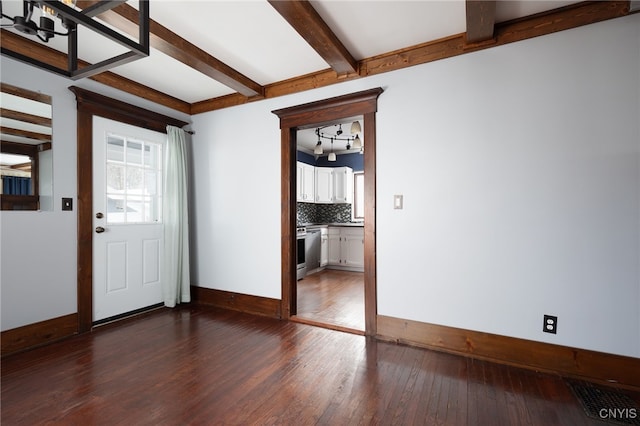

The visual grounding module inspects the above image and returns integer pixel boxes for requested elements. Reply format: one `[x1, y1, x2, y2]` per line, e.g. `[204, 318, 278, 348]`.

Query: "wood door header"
[272, 87, 383, 129]
[68, 86, 188, 134]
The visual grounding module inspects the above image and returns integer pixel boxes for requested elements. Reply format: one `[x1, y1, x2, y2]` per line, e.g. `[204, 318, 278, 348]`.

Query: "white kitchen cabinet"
[315, 167, 333, 203]
[327, 227, 341, 265]
[333, 166, 353, 204]
[342, 228, 365, 268]
[296, 161, 315, 202]
[299, 163, 353, 204]
[327, 226, 364, 272]
[320, 227, 328, 267]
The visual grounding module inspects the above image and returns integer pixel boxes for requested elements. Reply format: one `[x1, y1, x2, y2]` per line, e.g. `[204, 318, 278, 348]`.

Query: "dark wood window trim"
[272, 87, 383, 336]
[70, 86, 188, 333]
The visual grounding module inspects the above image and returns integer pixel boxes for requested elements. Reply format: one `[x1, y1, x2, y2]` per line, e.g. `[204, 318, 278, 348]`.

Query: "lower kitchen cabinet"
[327, 226, 364, 272]
[320, 227, 328, 267]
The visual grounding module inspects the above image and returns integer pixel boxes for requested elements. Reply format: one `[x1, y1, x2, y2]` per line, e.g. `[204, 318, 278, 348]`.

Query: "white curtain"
[163, 125, 191, 307]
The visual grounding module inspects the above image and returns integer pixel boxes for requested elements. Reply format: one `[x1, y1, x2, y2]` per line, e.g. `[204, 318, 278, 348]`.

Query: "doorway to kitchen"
[272, 87, 383, 337]
[294, 124, 366, 332]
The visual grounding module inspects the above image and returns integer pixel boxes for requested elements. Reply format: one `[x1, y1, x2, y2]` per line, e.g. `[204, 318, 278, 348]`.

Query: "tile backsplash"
[297, 202, 352, 225]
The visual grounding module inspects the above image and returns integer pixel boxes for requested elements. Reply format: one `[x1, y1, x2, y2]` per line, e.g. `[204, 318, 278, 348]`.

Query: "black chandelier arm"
[23, 0, 35, 20]
[0, 0, 68, 38]
[50, 27, 73, 36]
[1, 14, 16, 22]
[317, 133, 354, 143]
[35, 27, 73, 42]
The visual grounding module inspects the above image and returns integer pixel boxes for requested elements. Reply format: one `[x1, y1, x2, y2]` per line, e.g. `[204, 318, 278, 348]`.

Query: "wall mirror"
[0, 83, 53, 211]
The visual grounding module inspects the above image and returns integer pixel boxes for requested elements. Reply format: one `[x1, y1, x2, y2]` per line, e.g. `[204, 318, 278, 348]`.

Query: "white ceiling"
[1, 0, 583, 104]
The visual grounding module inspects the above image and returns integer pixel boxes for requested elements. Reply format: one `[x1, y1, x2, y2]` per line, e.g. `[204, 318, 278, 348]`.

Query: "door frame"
[272, 87, 383, 336]
[70, 86, 187, 333]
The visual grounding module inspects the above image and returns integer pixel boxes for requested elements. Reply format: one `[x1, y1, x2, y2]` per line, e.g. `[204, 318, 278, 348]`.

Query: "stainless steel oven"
[296, 227, 307, 280]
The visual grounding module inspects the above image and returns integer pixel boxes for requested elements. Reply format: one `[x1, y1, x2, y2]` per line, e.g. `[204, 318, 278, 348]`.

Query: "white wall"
[0, 56, 190, 331]
[191, 14, 640, 357]
[1, 59, 78, 331]
[375, 15, 640, 357]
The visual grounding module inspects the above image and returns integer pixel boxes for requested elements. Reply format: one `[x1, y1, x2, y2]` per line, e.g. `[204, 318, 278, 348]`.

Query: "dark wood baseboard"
[191, 286, 282, 319]
[377, 315, 640, 390]
[1, 313, 78, 357]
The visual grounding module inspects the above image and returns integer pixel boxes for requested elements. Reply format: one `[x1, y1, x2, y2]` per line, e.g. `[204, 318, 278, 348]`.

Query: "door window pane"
[144, 144, 161, 169]
[126, 141, 143, 166]
[106, 164, 125, 191]
[126, 167, 144, 192]
[105, 133, 163, 224]
[145, 170, 159, 196]
[107, 137, 124, 162]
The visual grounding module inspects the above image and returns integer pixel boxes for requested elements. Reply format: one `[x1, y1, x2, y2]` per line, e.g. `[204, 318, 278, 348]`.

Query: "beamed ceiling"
[0, 1, 636, 116]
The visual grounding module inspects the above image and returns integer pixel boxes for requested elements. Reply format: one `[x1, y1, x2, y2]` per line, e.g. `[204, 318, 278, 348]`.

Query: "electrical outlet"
[543, 315, 557, 334]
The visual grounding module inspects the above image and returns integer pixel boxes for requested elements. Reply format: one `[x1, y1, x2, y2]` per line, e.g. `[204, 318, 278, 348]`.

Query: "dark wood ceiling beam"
[465, 1, 496, 44]
[1, 83, 51, 104]
[0, 29, 191, 114]
[77, 1, 263, 98]
[0, 126, 51, 142]
[0, 108, 52, 127]
[268, 0, 358, 76]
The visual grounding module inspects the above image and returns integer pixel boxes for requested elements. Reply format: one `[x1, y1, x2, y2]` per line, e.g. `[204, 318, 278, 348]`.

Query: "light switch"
[62, 198, 73, 211]
[394, 194, 403, 209]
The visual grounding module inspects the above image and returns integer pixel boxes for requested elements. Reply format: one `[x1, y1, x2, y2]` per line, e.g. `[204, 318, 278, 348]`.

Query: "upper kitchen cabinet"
[315, 166, 353, 204]
[296, 161, 315, 202]
[333, 167, 353, 204]
[298, 161, 354, 204]
[315, 167, 333, 203]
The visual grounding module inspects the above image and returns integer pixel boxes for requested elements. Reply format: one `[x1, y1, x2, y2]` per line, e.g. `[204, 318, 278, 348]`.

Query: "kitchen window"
[353, 171, 364, 220]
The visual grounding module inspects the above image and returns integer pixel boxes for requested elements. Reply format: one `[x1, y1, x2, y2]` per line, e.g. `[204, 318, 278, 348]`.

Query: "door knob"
[95, 226, 105, 233]
[96, 212, 104, 219]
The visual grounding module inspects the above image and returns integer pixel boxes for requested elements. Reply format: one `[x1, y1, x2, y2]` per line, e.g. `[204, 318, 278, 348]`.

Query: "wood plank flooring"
[296, 269, 364, 332]
[3, 305, 637, 425]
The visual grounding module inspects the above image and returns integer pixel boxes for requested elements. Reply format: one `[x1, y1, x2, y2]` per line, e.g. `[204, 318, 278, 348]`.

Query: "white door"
[92, 116, 165, 322]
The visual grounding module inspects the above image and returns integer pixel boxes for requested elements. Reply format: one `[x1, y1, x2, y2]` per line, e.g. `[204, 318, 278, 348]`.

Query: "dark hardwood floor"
[3, 305, 637, 425]
[296, 269, 364, 332]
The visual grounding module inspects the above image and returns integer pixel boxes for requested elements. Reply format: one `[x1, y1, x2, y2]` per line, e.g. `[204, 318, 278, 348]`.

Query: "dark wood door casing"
[71, 86, 188, 333]
[272, 87, 383, 336]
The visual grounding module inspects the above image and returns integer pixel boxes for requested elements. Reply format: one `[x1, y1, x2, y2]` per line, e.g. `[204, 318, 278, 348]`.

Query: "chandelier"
[1, 0, 150, 80]
[314, 121, 363, 161]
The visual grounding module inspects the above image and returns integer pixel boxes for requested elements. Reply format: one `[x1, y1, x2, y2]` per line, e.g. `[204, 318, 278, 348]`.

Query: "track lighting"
[314, 120, 363, 160]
